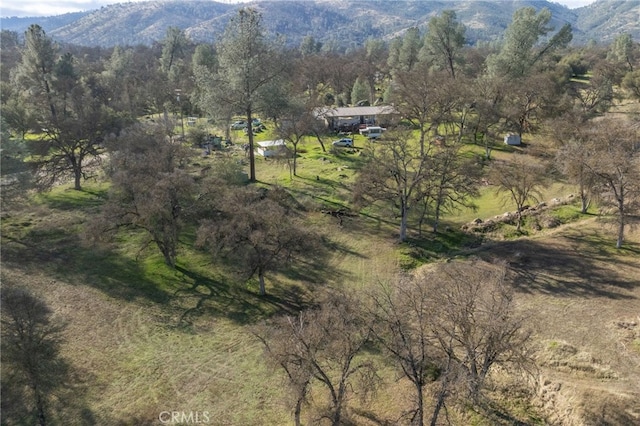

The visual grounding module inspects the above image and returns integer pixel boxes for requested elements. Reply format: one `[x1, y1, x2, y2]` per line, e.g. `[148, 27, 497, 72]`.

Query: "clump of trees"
[257, 260, 532, 425]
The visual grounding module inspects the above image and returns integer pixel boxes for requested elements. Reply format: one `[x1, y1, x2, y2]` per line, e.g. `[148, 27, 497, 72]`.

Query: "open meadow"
[2, 125, 639, 425]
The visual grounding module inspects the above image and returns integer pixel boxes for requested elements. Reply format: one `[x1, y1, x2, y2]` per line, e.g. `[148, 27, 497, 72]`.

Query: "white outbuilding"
[504, 133, 521, 146]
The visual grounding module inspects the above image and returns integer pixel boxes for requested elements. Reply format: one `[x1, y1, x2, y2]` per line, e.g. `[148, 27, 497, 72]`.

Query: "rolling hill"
[1, 0, 639, 48]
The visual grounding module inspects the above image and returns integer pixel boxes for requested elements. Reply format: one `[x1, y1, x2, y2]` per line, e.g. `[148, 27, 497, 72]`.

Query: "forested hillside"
[2, 0, 640, 47]
[2, 4, 640, 426]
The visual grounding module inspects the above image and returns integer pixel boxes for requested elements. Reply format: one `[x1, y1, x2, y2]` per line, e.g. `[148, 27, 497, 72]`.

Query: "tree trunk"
[292, 143, 298, 177]
[430, 357, 452, 426]
[415, 381, 424, 426]
[433, 195, 443, 233]
[247, 111, 256, 182]
[399, 200, 409, 242]
[516, 210, 523, 232]
[258, 271, 266, 296]
[616, 198, 625, 249]
[579, 181, 590, 213]
[294, 394, 303, 426]
[485, 143, 492, 160]
[73, 165, 82, 190]
[33, 385, 47, 426]
[430, 388, 445, 426]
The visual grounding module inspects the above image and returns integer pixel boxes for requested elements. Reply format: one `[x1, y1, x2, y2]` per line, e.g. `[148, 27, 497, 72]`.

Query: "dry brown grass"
[469, 217, 640, 425]
[2, 175, 639, 425]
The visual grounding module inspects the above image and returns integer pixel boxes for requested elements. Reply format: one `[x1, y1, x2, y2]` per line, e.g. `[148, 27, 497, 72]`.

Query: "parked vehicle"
[332, 138, 354, 147]
[359, 126, 385, 139]
[230, 120, 247, 130]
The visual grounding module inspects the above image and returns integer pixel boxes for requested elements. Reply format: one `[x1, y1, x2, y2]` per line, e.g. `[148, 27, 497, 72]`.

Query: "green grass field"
[2, 123, 639, 425]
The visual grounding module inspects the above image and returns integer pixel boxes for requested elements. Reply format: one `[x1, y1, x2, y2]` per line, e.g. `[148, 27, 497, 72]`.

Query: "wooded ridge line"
[2, 0, 640, 48]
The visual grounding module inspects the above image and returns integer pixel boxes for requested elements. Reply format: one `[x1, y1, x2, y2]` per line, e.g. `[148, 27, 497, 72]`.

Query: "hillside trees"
[388, 27, 423, 73]
[99, 46, 137, 115]
[608, 33, 636, 72]
[160, 27, 190, 82]
[622, 70, 640, 100]
[487, 7, 572, 79]
[422, 10, 466, 79]
[14, 25, 57, 120]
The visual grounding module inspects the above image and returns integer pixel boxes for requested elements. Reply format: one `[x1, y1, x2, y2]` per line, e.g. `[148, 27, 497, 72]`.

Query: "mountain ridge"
[1, 0, 638, 48]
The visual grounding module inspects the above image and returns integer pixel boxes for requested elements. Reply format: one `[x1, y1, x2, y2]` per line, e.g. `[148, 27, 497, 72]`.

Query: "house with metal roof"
[314, 105, 398, 132]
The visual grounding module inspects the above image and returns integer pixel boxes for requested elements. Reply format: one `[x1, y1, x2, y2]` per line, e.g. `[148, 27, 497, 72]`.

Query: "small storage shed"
[257, 140, 286, 157]
[504, 133, 521, 146]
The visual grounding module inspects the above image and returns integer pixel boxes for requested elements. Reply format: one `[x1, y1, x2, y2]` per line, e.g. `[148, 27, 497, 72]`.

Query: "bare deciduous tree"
[556, 135, 598, 214]
[353, 126, 432, 242]
[91, 122, 197, 267]
[371, 260, 532, 424]
[255, 291, 378, 425]
[197, 186, 324, 296]
[490, 156, 546, 232]
[370, 275, 442, 426]
[427, 260, 532, 403]
[583, 118, 640, 248]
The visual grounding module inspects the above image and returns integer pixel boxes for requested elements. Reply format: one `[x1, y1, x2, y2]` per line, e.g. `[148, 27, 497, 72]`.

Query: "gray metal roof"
[316, 105, 397, 118]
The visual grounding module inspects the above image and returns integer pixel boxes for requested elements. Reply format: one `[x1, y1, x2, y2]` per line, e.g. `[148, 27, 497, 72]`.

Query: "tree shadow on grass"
[172, 266, 317, 326]
[471, 230, 640, 299]
[473, 398, 535, 426]
[1, 232, 171, 304]
[35, 186, 108, 211]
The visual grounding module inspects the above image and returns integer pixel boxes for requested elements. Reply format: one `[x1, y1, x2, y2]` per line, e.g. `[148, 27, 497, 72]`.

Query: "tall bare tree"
[490, 156, 546, 232]
[583, 118, 640, 248]
[353, 127, 432, 242]
[255, 291, 377, 425]
[427, 260, 532, 402]
[370, 275, 441, 426]
[556, 132, 597, 214]
[429, 144, 481, 233]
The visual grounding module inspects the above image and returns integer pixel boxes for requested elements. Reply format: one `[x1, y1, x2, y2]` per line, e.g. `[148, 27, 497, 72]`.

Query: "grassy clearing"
[3, 125, 640, 425]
